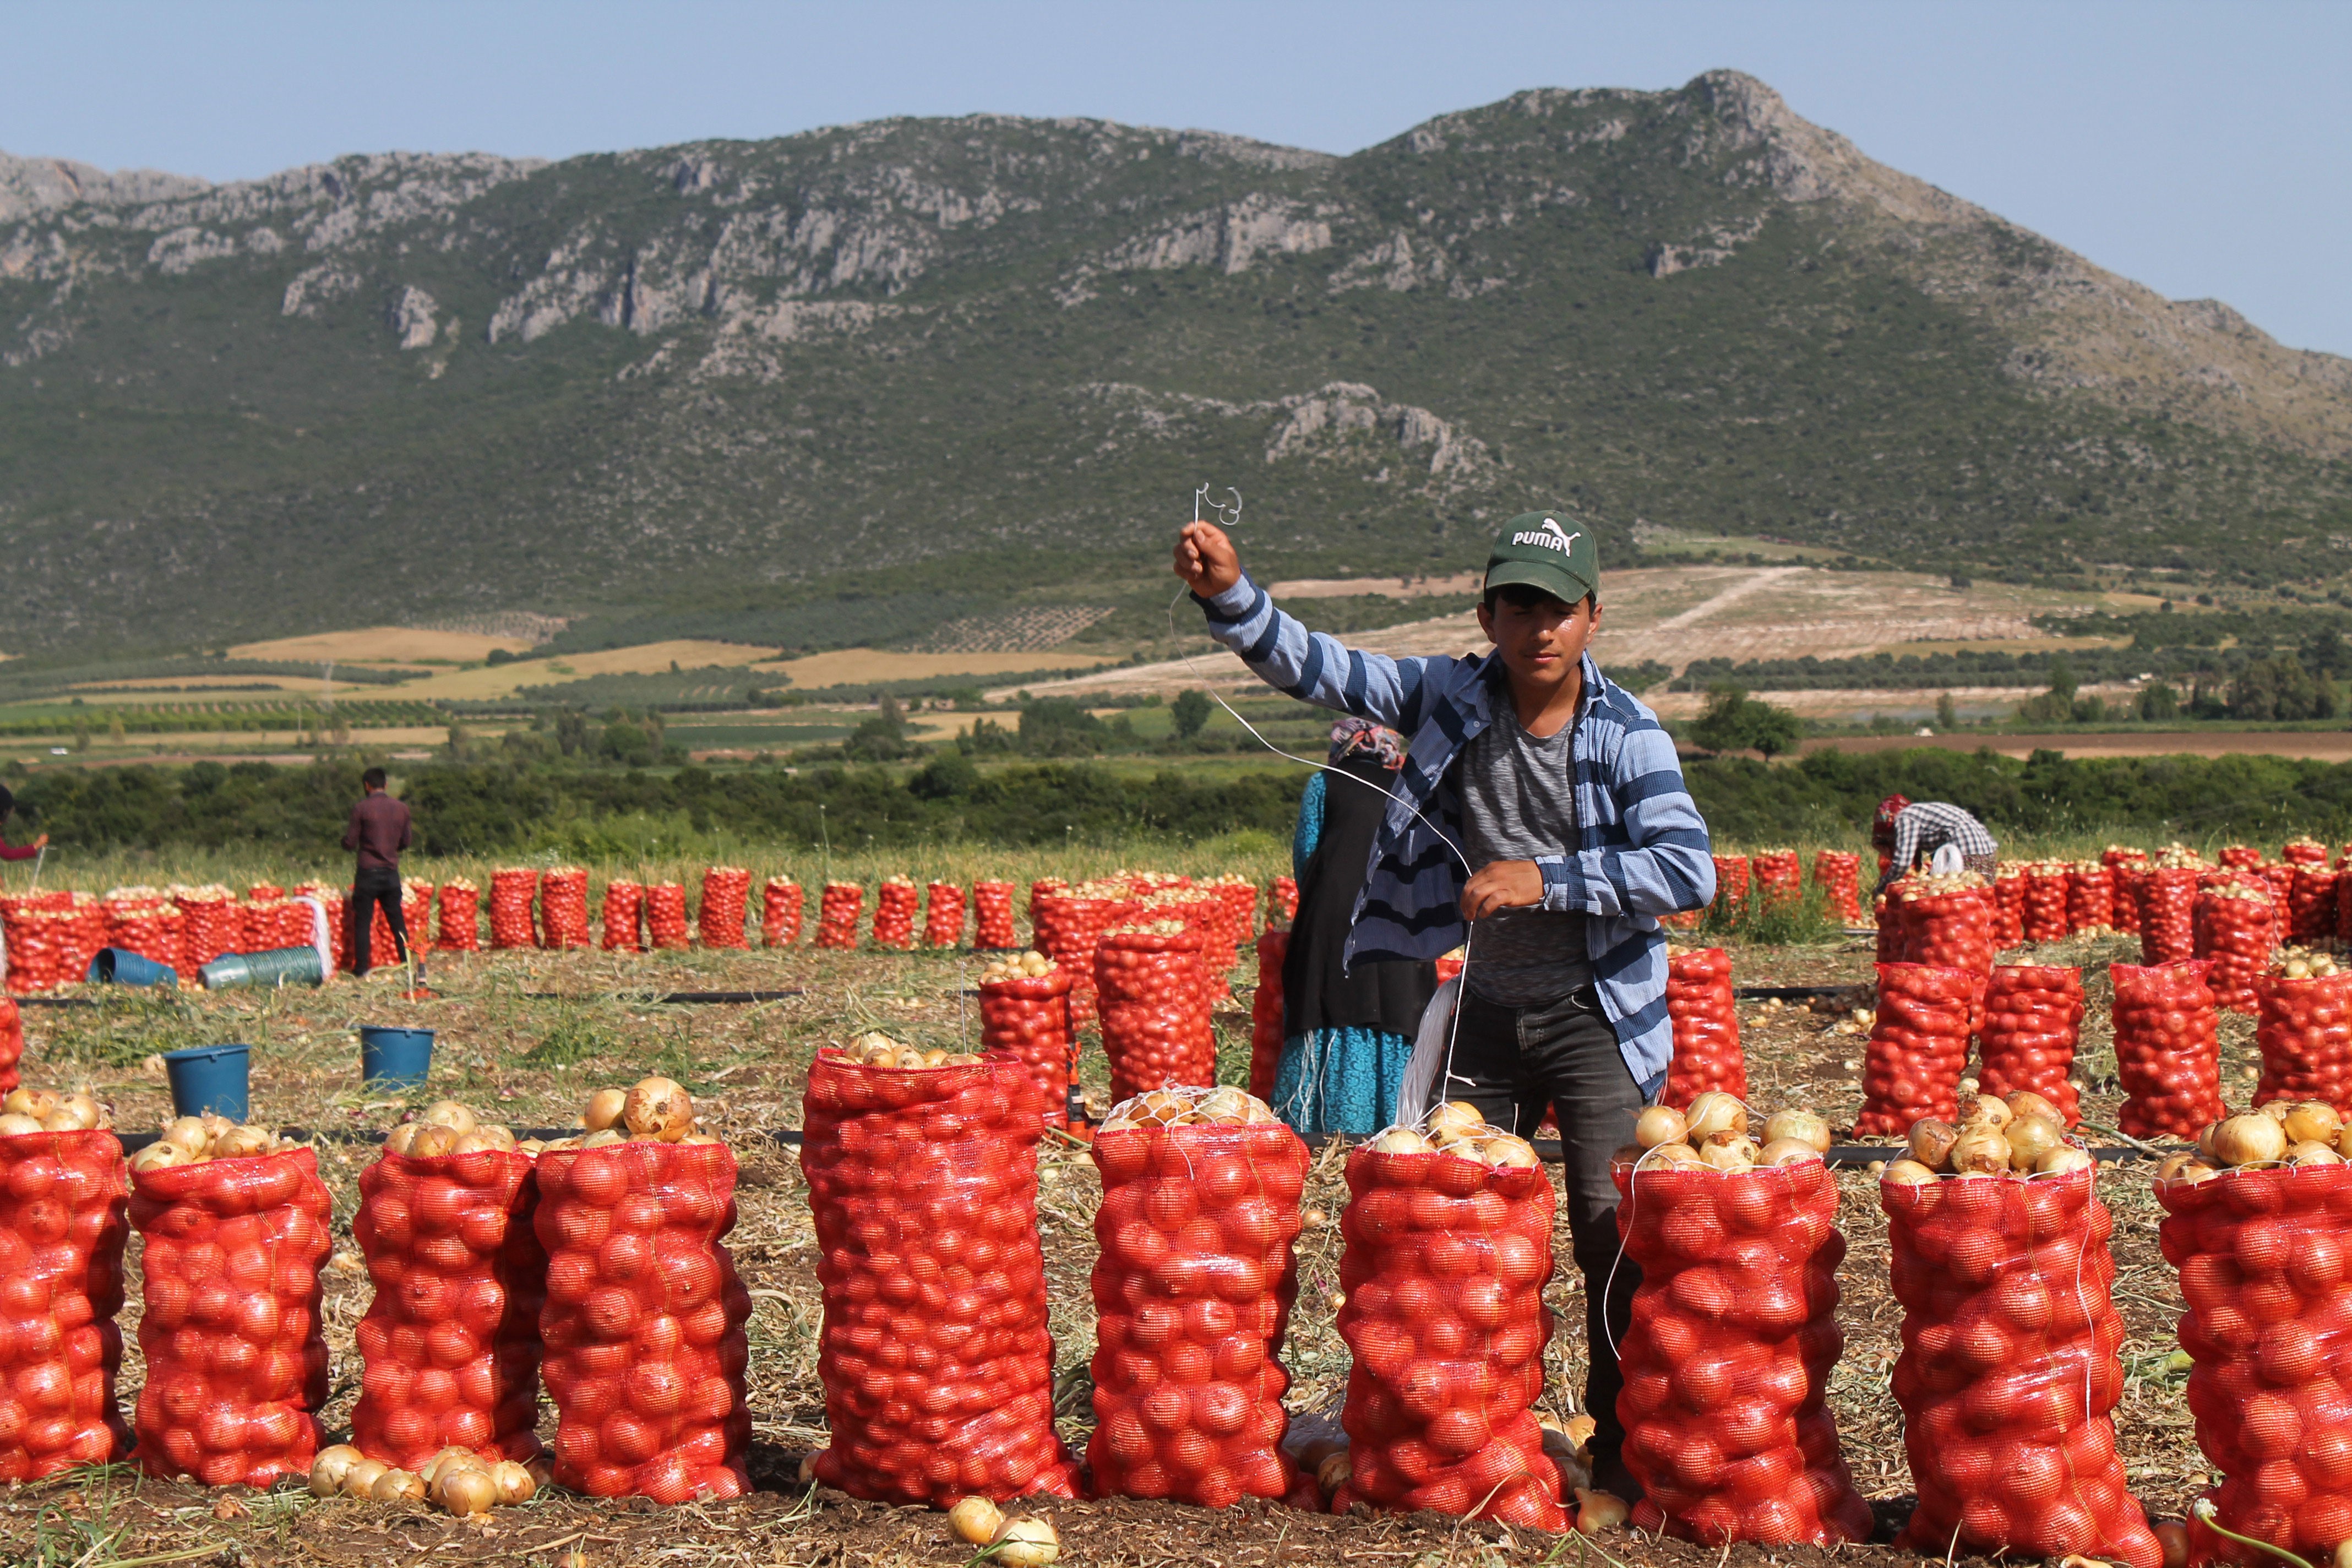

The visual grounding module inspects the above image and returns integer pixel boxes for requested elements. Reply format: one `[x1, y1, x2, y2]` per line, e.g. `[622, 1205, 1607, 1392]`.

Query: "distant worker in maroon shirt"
[0, 787, 48, 863]
[341, 766, 417, 978]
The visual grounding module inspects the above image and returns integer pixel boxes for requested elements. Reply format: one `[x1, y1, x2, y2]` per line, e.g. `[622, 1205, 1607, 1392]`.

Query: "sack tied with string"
[1884, 1161, 2159, 1566]
[351, 1145, 547, 1471]
[1613, 1156, 1873, 1545]
[1097, 921, 1215, 1104]
[1662, 946, 1745, 1110]
[979, 962, 1076, 1130]
[973, 881, 1016, 949]
[1249, 929, 1288, 1103]
[800, 1049, 1079, 1505]
[0, 1128, 132, 1482]
[2111, 961, 2224, 1140]
[1977, 965, 2086, 1125]
[1854, 963, 1978, 1138]
[2256, 964, 2352, 1117]
[924, 881, 966, 949]
[761, 878, 803, 946]
[601, 880, 644, 951]
[2139, 867, 2200, 965]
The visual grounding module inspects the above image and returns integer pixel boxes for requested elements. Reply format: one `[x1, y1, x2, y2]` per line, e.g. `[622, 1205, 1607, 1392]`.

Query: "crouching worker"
[1174, 510, 1714, 1501]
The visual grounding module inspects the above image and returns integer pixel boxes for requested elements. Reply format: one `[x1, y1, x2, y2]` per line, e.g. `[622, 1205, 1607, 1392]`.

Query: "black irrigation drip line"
[1734, 985, 1859, 1001]
[518, 989, 806, 1005]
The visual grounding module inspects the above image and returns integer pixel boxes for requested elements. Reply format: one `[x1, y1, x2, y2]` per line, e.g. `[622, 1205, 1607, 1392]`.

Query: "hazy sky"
[4, 0, 2345, 355]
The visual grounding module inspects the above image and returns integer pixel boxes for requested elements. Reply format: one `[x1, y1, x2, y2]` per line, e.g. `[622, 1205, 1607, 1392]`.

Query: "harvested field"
[229, 628, 537, 665]
[0, 918, 2227, 1568]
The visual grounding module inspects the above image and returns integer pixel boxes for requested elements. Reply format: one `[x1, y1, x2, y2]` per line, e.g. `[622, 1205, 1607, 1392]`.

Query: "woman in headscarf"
[0, 786, 47, 863]
[1271, 718, 1439, 1136]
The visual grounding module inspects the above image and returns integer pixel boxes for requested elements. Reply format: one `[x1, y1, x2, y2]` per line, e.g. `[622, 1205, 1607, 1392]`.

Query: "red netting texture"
[1978, 965, 2086, 1124]
[2255, 970, 2352, 1113]
[1752, 850, 1801, 907]
[2110, 961, 2224, 1139]
[2067, 864, 2115, 933]
[761, 879, 803, 947]
[815, 883, 863, 950]
[0, 1129, 131, 1482]
[1994, 871, 2028, 949]
[2139, 869, 2199, 965]
[1097, 925, 1215, 1103]
[104, 900, 186, 976]
[923, 882, 966, 949]
[2104, 848, 2148, 935]
[1812, 852, 1862, 924]
[1249, 930, 1288, 1103]
[1855, 963, 1978, 1138]
[2022, 866, 2070, 945]
[973, 881, 1016, 949]
[488, 869, 537, 949]
[0, 999, 23, 1093]
[980, 968, 1076, 1130]
[645, 883, 690, 950]
[699, 867, 750, 950]
[1711, 855, 1751, 917]
[601, 881, 644, 952]
[2293, 867, 2341, 946]
[1663, 947, 1746, 1110]
[538, 868, 591, 950]
[1272, 876, 1298, 921]
[437, 880, 481, 952]
[2197, 890, 2274, 1014]
[872, 878, 919, 950]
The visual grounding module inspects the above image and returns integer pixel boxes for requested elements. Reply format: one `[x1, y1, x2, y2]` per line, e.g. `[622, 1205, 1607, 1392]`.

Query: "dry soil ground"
[0, 923, 2223, 1568]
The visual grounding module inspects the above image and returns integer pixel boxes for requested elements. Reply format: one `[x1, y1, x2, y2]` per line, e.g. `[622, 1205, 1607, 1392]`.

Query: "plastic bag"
[2255, 968, 2352, 1113]
[1854, 963, 1977, 1138]
[1977, 965, 2085, 1124]
[645, 883, 690, 949]
[535, 1141, 752, 1502]
[1752, 849, 1801, 907]
[816, 883, 863, 950]
[1249, 930, 1287, 1102]
[1885, 1164, 2158, 1566]
[437, 878, 481, 952]
[761, 878, 803, 947]
[2066, 863, 2114, 934]
[872, 876, 918, 950]
[351, 1146, 546, 1469]
[1088, 1114, 1313, 1508]
[973, 881, 1016, 950]
[923, 881, 966, 949]
[489, 869, 538, 949]
[539, 868, 591, 950]
[2195, 885, 2273, 1014]
[2293, 866, 2342, 947]
[1333, 1139, 1566, 1528]
[1663, 946, 1745, 1110]
[2110, 961, 2224, 1139]
[601, 880, 645, 952]
[2139, 867, 2199, 965]
[1811, 851, 1861, 924]
[1097, 923, 1215, 1104]
[799, 1050, 1079, 1505]
[2158, 1163, 2352, 1567]
[131, 1147, 331, 1486]
[1615, 1157, 1872, 1545]
[0, 1128, 132, 1482]
[980, 966, 1076, 1130]
[699, 866, 750, 949]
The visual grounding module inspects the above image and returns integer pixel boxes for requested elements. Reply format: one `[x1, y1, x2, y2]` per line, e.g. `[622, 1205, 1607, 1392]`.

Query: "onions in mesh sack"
[0, 999, 23, 1094]
[1882, 870, 1996, 1032]
[1037, 881, 1140, 1027]
[800, 1046, 1079, 1505]
[2139, 857, 2201, 965]
[2196, 881, 2275, 1014]
[2022, 863, 2071, 944]
[1752, 849, 1801, 907]
[761, 878, 803, 947]
[2111, 961, 2224, 1139]
[1854, 963, 1978, 1138]
[538, 868, 591, 950]
[1977, 965, 2086, 1125]
[1334, 1106, 1564, 1528]
[2283, 836, 2330, 865]
[1879, 1108, 2159, 1566]
[487, 869, 537, 949]
[979, 953, 1076, 1129]
[1249, 929, 1288, 1103]
[2253, 949, 2352, 1113]
[2291, 864, 2340, 946]
[402, 881, 434, 956]
[872, 875, 919, 950]
[351, 1101, 547, 1473]
[105, 899, 186, 976]
[1088, 1085, 1315, 1509]
[1811, 851, 1861, 924]
[1662, 945, 1745, 1110]
[1711, 854, 1751, 919]
[645, 882, 690, 949]
[973, 881, 1016, 950]
[923, 881, 966, 949]
[815, 883, 863, 950]
[1611, 1103, 1872, 1545]
[1993, 868, 2027, 949]
[698, 867, 750, 950]
[130, 1126, 331, 1486]
[1272, 876, 1298, 921]
[1097, 920, 1215, 1103]
[177, 886, 241, 970]
[601, 880, 645, 952]
[2104, 845, 2147, 935]
[2256, 864, 2297, 947]
[2066, 862, 2115, 934]
[436, 878, 480, 952]
[0, 1104, 131, 1482]
[4, 900, 108, 994]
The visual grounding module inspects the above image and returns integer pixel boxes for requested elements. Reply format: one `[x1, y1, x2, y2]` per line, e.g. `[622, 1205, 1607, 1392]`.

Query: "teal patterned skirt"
[1270, 1026, 1414, 1137]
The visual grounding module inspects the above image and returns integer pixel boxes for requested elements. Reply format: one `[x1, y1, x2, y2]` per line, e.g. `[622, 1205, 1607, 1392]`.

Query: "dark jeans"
[1442, 984, 1648, 1461]
[349, 867, 411, 974]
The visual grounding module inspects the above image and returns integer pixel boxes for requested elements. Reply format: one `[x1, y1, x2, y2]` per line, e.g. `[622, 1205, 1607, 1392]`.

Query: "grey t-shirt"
[1455, 703, 1593, 1006]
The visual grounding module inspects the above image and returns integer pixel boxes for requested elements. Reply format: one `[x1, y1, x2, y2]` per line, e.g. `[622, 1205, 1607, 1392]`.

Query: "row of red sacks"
[1663, 851, 1863, 931]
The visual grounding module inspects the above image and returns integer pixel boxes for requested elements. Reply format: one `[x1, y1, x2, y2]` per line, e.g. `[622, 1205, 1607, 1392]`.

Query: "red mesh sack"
[2158, 1163, 2352, 1567]
[980, 965, 1076, 1130]
[535, 1141, 752, 1502]
[799, 1050, 1079, 1505]
[1097, 923, 1215, 1103]
[2220, 845, 2262, 869]
[488, 869, 537, 948]
[1811, 851, 1861, 924]
[402, 880, 434, 956]
[178, 889, 241, 970]
[973, 881, 1016, 949]
[5, 902, 107, 994]
[1663, 946, 1746, 1110]
[601, 880, 645, 951]
[2255, 968, 2352, 1113]
[1333, 1139, 1566, 1528]
[2257, 865, 2297, 946]
[0, 1128, 132, 1481]
[644, 882, 689, 949]
[1884, 873, 1995, 1032]
[1712, 854, 1751, 917]
[351, 1146, 547, 1469]
[761, 878, 803, 946]
[2196, 885, 2274, 1014]
[104, 900, 185, 976]
[2293, 867, 2341, 947]
[1038, 884, 1141, 1026]
[132, 1147, 332, 1486]
[2104, 847, 2148, 934]
[2021, 864, 2069, 944]
[1994, 870, 2028, 948]
[873, 877, 918, 950]
[1249, 930, 1288, 1103]
[246, 883, 284, 901]
[2284, 836, 2331, 867]
[1272, 876, 1298, 921]
[815, 882, 862, 949]
[1088, 1113, 1313, 1508]
[1027, 879, 1067, 944]
[2141, 867, 2200, 964]
[1614, 1157, 1872, 1545]
[923, 881, 966, 948]
[1875, 893, 1906, 963]
[0, 999, 22, 1093]
[1977, 965, 2085, 1124]
[1207, 876, 1258, 970]
[2067, 863, 2114, 933]
[539, 867, 591, 950]
[699, 866, 750, 949]
[1854, 963, 1977, 1138]
[437, 878, 480, 952]
[1752, 849, 1800, 907]
[2111, 961, 2224, 1138]
[1885, 1163, 2158, 1566]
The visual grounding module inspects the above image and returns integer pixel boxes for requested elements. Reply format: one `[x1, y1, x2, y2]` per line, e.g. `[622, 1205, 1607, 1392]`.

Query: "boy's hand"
[1173, 522, 1242, 597]
[1461, 860, 1543, 921]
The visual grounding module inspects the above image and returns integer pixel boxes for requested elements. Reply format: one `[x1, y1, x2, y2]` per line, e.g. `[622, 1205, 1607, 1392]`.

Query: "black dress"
[1282, 754, 1440, 1041]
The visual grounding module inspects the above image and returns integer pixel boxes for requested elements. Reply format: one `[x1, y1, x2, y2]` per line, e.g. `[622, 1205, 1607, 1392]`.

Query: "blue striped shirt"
[1196, 573, 1716, 1085]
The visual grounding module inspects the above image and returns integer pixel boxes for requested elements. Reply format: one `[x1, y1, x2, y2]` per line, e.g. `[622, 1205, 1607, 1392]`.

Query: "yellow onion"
[1907, 1119, 1960, 1170]
[213, 1125, 274, 1158]
[490, 1460, 536, 1505]
[2293, 1141, 2346, 1167]
[199, 1113, 234, 1144]
[1634, 1105, 1687, 1149]
[1956, 1093, 2013, 1131]
[991, 1517, 1060, 1567]
[949, 1496, 1004, 1545]
[419, 1446, 481, 1489]
[1947, 1126, 2012, 1175]
[623, 1077, 694, 1142]
[311, 1444, 364, 1498]
[2037, 1146, 2094, 1177]
[1575, 1487, 1631, 1535]
[1758, 1136, 1823, 1167]
[407, 1124, 459, 1159]
[342, 1457, 390, 1498]
[1645, 1142, 1705, 1167]
[438, 1467, 498, 1518]
[2212, 1113, 2289, 1167]
[1698, 1135, 1757, 1172]
[580, 1128, 627, 1148]
[581, 1087, 629, 1131]
[420, 1100, 477, 1133]
[1882, 1158, 1938, 1185]
[1428, 1100, 1484, 1135]
[2, 1087, 58, 1120]
[2004, 1116, 2067, 1172]
[2003, 1090, 2064, 1125]
[1684, 1091, 1747, 1144]
[2285, 1102, 2343, 1146]
[1483, 1135, 1540, 1168]
[2154, 1521, 2190, 1568]
[1761, 1108, 1831, 1153]
[0, 1112, 47, 1137]
[1369, 1127, 1431, 1155]
[161, 1116, 210, 1156]
[373, 1468, 427, 1504]
[1316, 1451, 1352, 1494]
[2260, 1099, 2296, 1124]
[129, 1141, 189, 1173]
[57, 1095, 105, 1130]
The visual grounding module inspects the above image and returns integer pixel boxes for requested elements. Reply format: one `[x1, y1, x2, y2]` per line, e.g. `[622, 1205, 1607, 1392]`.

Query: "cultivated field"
[229, 628, 538, 665]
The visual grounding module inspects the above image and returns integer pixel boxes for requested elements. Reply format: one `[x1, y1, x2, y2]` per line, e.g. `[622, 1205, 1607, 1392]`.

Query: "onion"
[1956, 1093, 2012, 1130]
[373, 1468, 427, 1504]
[420, 1100, 477, 1133]
[407, 1124, 459, 1159]
[2168, 1160, 2220, 1185]
[1758, 1137, 1822, 1167]
[949, 1496, 1005, 1545]
[311, 1444, 364, 1497]
[1634, 1105, 1688, 1149]
[2037, 1147, 2094, 1176]
[2003, 1090, 2063, 1125]
[2212, 1113, 2288, 1167]
[1428, 1100, 1484, 1134]
[1947, 1126, 2012, 1175]
[490, 1460, 536, 1505]
[420, 1447, 481, 1488]
[58, 1095, 104, 1130]
[2260, 1099, 2295, 1123]
[2004, 1116, 2066, 1172]
[580, 1129, 627, 1148]
[439, 1467, 498, 1518]
[1761, 1109, 1831, 1153]
[1906, 1119, 1960, 1170]
[2292, 1141, 2346, 1166]
[199, 1113, 234, 1144]
[2285, 1102, 2344, 1146]
[624, 1077, 695, 1141]
[1699, 1136, 1757, 1172]
[161, 1117, 210, 1156]
[1882, 1159, 1938, 1186]
[798, 1449, 825, 1484]
[1646, 1142, 1705, 1166]
[214, 1125, 274, 1158]
[1483, 1135, 1539, 1168]
[1575, 1487, 1631, 1535]
[991, 1516, 1060, 1567]
[0, 1112, 48, 1137]
[2155, 1152, 2199, 1180]
[1, 1087, 58, 1120]
[2154, 1521, 2190, 1568]
[581, 1088, 628, 1131]
[342, 1457, 390, 1498]
[1684, 1091, 1747, 1143]
[1371, 1128, 1432, 1156]
[1316, 1450, 1352, 1493]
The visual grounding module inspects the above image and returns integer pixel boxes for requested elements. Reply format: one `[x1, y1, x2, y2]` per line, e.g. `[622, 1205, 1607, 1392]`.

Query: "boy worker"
[1174, 510, 1714, 1499]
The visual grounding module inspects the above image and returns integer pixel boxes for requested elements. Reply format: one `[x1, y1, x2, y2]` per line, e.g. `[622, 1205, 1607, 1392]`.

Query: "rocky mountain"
[1, 71, 2346, 652]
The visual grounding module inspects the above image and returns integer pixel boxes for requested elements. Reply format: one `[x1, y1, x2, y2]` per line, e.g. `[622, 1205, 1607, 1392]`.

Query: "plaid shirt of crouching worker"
[1195, 573, 1716, 1090]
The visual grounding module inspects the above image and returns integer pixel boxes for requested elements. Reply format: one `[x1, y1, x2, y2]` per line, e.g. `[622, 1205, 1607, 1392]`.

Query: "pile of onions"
[1360, 1098, 1540, 1167]
[2274, 945, 2343, 979]
[383, 1099, 535, 1157]
[311, 1442, 545, 1517]
[832, 1032, 982, 1071]
[2064, 861, 2114, 934]
[1882, 1091, 2092, 1183]
[946, 1499, 1060, 1564]
[644, 881, 690, 949]
[487, 868, 537, 949]
[532, 1076, 725, 1151]
[2161, 1102, 2351, 1182]
[978, 950, 1057, 985]
[128, 1113, 293, 1172]
[922, 880, 965, 948]
[1624, 1091, 1830, 1172]
[0, 1085, 112, 1136]
[1096, 1082, 1280, 1131]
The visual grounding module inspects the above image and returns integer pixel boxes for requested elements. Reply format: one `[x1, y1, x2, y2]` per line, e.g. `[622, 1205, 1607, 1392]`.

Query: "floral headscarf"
[1329, 717, 1407, 772]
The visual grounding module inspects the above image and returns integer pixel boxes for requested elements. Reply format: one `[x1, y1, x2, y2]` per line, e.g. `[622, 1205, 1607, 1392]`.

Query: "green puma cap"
[1483, 511, 1598, 603]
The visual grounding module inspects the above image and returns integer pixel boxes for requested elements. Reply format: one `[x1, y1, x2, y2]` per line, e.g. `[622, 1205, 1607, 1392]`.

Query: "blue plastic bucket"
[358, 1026, 435, 1089]
[86, 948, 178, 987]
[163, 1044, 250, 1121]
